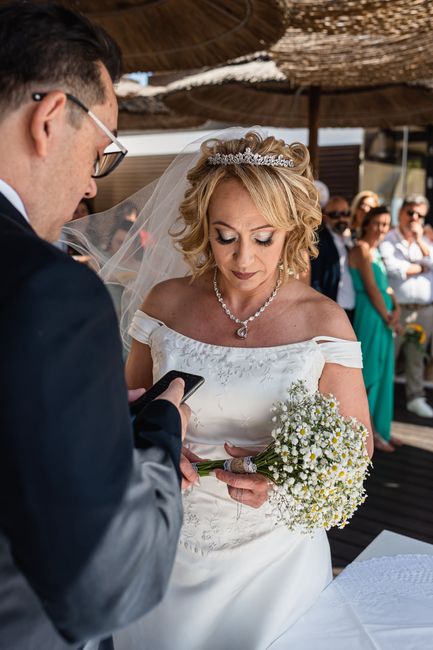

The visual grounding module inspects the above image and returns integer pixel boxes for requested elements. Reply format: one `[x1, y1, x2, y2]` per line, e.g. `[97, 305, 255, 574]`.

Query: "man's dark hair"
[0, 2, 122, 123]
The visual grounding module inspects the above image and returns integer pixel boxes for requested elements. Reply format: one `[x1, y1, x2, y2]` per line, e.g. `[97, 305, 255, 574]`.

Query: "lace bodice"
[130, 310, 363, 555]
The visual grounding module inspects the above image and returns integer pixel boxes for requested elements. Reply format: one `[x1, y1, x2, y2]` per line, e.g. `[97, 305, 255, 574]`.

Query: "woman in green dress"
[349, 206, 400, 452]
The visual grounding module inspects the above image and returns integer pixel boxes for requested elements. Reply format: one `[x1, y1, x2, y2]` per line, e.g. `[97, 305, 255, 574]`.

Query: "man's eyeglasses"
[405, 208, 425, 220]
[324, 210, 351, 219]
[32, 92, 127, 178]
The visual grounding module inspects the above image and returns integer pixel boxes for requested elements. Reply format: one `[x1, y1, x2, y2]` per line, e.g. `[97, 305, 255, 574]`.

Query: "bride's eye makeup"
[215, 229, 237, 245]
[254, 231, 274, 246]
[215, 228, 275, 246]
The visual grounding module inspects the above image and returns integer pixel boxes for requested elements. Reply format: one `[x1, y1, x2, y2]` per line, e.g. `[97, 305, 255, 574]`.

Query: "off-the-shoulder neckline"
[135, 310, 359, 352]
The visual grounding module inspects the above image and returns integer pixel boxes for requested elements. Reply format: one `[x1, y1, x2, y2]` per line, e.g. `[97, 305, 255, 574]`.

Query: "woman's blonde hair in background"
[171, 130, 322, 280]
[350, 190, 379, 221]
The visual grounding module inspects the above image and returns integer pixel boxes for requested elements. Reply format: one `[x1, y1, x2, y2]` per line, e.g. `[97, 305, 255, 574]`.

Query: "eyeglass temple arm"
[64, 93, 127, 155]
[32, 92, 127, 156]
[86, 110, 127, 155]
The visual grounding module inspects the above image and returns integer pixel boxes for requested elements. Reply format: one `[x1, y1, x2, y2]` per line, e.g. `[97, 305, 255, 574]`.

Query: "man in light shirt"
[380, 194, 433, 418]
[310, 196, 355, 322]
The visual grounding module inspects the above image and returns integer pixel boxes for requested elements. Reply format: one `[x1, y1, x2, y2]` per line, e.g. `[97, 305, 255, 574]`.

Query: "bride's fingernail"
[194, 476, 200, 485]
[208, 470, 216, 477]
[224, 440, 233, 447]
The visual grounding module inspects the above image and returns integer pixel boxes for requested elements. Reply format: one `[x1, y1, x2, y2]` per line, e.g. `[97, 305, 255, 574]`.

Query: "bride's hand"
[181, 446, 204, 491]
[214, 443, 271, 509]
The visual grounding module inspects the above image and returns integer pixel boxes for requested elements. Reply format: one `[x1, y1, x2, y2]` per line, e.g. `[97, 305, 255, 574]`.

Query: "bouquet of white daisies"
[194, 380, 372, 534]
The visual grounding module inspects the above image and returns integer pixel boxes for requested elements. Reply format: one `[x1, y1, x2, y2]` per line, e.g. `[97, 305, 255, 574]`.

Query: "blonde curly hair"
[171, 130, 321, 279]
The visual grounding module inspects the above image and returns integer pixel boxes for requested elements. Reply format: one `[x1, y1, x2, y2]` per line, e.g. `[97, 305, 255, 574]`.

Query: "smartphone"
[129, 370, 205, 417]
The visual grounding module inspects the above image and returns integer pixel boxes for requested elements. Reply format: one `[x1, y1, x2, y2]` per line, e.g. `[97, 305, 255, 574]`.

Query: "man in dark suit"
[310, 196, 356, 322]
[0, 4, 189, 649]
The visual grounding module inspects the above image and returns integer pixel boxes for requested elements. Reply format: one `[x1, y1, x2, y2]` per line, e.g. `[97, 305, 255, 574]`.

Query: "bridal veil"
[63, 126, 272, 349]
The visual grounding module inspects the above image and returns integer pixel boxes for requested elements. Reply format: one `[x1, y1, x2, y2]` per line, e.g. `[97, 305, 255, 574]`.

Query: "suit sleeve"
[0, 256, 182, 643]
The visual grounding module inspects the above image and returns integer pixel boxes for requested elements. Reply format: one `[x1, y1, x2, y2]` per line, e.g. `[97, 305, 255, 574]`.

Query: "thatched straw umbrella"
[69, 0, 287, 72]
[271, 30, 433, 88]
[115, 78, 205, 130]
[270, 28, 433, 169]
[284, 0, 433, 36]
[163, 58, 433, 173]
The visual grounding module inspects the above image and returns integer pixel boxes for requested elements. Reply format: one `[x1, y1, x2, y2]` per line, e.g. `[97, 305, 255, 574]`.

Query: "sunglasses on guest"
[405, 208, 425, 219]
[324, 210, 351, 219]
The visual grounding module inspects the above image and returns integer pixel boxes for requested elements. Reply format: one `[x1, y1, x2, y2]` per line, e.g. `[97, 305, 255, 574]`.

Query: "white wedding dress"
[114, 311, 363, 650]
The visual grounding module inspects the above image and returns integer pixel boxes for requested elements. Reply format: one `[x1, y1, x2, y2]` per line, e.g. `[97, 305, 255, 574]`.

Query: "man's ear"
[29, 91, 68, 158]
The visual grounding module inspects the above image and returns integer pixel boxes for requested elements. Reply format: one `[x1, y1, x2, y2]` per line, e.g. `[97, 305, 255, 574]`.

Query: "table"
[355, 529, 433, 560]
[271, 530, 433, 649]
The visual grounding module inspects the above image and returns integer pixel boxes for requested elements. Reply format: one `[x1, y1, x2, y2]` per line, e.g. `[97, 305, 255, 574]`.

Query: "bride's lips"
[232, 271, 256, 280]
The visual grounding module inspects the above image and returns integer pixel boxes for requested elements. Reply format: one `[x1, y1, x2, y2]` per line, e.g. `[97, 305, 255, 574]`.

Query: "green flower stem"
[194, 460, 226, 477]
[194, 446, 283, 482]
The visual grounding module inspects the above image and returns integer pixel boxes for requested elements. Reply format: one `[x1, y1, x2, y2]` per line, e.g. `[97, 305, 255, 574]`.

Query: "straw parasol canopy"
[271, 30, 433, 88]
[163, 58, 433, 172]
[284, 0, 433, 36]
[269, 27, 433, 169]
[115, 77, 205, 130]
[68, 0, 287, 72]
[164, 59, 433, 128]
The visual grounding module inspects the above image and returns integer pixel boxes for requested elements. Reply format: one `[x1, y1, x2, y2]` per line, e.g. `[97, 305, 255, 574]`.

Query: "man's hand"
[180, 446, 205, 490]
[157, 378, 191, 440]
[128, 388, 145, 403]
[214, 443, 271, 509]
[409, 221, 424, 241]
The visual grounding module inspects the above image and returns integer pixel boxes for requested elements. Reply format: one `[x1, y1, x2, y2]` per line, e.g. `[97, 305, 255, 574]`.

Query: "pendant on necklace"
[236, 324, 248, 339]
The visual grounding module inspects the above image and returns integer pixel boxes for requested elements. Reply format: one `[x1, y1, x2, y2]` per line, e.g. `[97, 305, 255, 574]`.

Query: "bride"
[67, 128, 373, 649]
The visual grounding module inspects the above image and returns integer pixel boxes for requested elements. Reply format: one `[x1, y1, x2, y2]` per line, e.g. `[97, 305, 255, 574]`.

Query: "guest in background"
[423, 223, 433, 244]
[106, 218, 130, 256]
[55, 198, 93, 253]
[380, 194, 433, 418]
[314, 179, 330, 209]
[72, 197, 93, 221]
[117, 199, 138, 224]
[350, 190, 379, 239]
[423, 224, 433, 380]
[105, 219, 133, 329]
[64, 198, 95, 257]
[310, 196, 355, 322]
[349, 206, 400, 451]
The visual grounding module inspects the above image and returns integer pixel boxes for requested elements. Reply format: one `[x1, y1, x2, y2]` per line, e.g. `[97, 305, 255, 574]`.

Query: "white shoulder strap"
[312, 336, 363, 369]
[128, 310, 165, 345]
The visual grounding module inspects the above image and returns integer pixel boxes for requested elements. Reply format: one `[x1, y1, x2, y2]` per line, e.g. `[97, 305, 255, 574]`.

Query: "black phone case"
[129, 370, 205, 417]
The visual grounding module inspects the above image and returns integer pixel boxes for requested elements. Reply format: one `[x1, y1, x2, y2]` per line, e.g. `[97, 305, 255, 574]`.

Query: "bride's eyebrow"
[212, 220, 273, 231]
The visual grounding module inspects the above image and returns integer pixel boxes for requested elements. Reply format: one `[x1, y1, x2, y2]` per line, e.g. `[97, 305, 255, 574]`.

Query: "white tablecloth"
[271, 552, 433, 649]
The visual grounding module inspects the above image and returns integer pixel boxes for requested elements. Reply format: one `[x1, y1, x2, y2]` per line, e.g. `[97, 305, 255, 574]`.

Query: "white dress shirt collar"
[326, 225, 355, 310]
[0, 179, 30, 223]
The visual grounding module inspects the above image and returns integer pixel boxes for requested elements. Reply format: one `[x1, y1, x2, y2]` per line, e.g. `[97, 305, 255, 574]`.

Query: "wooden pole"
[308, 86, 321, 177]
[425, 125, 433, 225]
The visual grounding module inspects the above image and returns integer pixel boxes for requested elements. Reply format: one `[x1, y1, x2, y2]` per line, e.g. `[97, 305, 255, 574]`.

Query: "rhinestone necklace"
[213, 268, 282, 339]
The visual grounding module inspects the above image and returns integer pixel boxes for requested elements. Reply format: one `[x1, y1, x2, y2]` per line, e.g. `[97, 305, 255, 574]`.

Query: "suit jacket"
[310, 225, 341, 302]
[0, 194, 183, 649]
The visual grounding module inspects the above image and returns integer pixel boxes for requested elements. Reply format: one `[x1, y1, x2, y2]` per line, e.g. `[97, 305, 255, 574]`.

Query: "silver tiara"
[207, 147, 294, 169]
